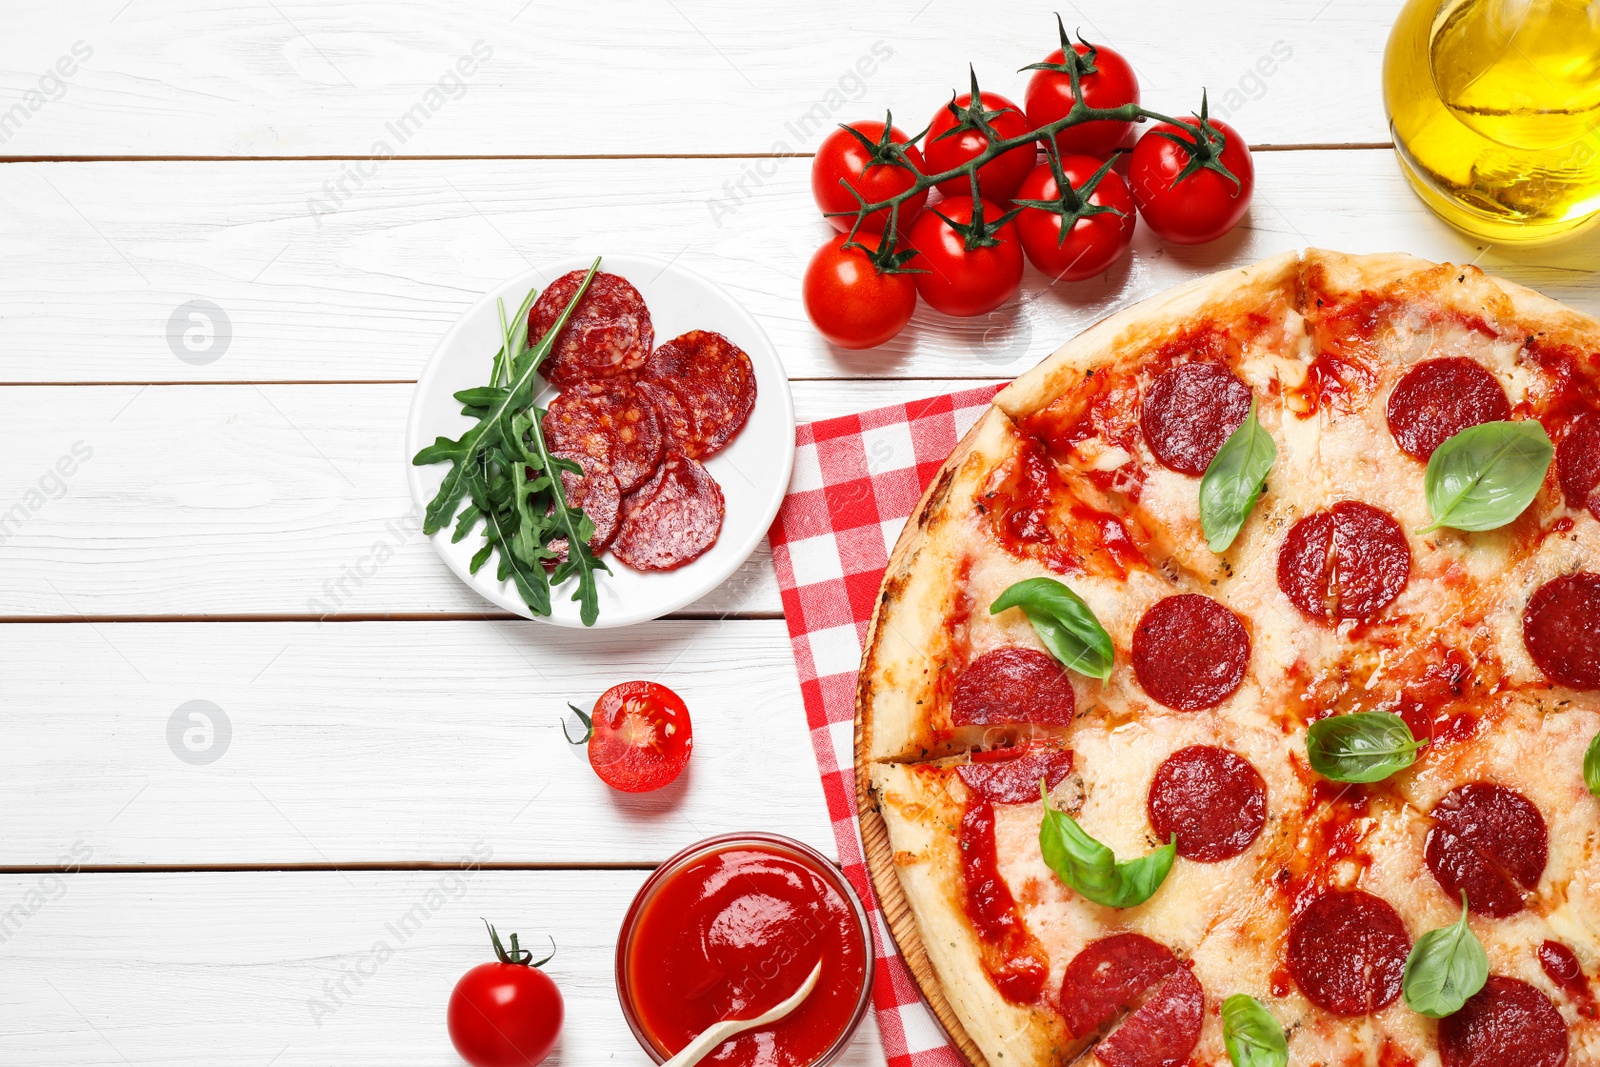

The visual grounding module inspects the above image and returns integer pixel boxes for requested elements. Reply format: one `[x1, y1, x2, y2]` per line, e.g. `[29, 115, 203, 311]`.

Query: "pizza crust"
[995, 249, 1303, 425]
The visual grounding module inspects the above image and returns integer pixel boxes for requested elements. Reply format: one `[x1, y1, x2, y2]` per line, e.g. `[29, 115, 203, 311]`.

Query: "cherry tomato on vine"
[802, 235, 918, 349]
[811, 120, 929, 235]
[1128, 114, 1255, 245]
[1024, 24, 1140, 158]
[1013, 156, 1136, 281]
[905, 197, 1024, 317]
[447, 923, 563, 1067]
[923, 84, 1035, 202]
[565, 681, 692, 793]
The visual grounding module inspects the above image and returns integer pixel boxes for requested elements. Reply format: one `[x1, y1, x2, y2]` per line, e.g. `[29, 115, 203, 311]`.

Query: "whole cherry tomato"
[923, 84, 1035, 202]
[905, 197, 1024, 317]
[1128, 114, 1255, 245]
[1013, 155, 1136, 281]
[447, 923, 563, 1067]
[1024, 26, 1141, 158]
[802, 235, 918, 349]
[566, 681, 692, 793]
[811, 119, 928, 235]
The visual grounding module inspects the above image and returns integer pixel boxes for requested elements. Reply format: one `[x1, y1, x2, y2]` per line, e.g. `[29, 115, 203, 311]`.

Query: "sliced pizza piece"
[868, 706, 1305, 1067]
[868, 757, 1078, 1066]
[992, 250, 1306, 589]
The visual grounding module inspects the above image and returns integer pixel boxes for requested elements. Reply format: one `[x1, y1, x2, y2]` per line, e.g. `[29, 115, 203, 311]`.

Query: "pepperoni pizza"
[858, 250, 1600, 1067]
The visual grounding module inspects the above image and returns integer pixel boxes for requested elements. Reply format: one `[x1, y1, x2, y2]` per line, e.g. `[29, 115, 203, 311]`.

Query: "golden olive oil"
[1384, 0, 1600, 244]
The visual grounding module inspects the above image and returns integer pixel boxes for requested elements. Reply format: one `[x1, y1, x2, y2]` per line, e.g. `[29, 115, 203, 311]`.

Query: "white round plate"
[405, 254, 796, 628]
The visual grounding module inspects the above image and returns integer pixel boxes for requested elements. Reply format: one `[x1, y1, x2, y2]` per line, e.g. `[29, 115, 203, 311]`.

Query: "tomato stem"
[484, 919, 556, 969]
[562, 703, 594, 745]
[832, 14, 1227, 272]
[1012, 145, 1128, 248]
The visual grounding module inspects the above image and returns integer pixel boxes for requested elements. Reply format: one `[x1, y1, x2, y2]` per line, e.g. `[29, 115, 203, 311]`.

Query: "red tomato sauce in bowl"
[617, 833, 873, 1067]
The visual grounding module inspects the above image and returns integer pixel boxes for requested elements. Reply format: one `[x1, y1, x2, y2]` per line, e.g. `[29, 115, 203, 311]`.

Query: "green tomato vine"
[831, 15, 1241, 270]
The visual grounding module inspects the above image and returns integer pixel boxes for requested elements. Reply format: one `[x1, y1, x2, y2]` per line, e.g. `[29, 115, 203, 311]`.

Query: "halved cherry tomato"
[1024, 32, 1140, 158]
[923, 88, 1035, 202]
[575, 681, 692, 793]
[1128, 115, 1255, 245]
[905, 197, 1024, 317]
[447, 923, 563, 1067]
[802, 235, 917, 349]
[1013, 156, 1136, 281]
[811, 120, 928, 235]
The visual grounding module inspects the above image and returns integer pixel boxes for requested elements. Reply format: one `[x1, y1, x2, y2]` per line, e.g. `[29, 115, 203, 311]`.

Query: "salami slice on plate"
[642, 330, 757, 458]
[542, 380, 664, 493]
[635, 378, 699, 457]
[612, 453, 725, 571]
[528, 270, 652, 387]
[542, 451, 621, 565]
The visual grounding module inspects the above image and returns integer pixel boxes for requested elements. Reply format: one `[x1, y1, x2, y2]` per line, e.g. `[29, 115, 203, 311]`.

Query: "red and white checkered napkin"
[767, 383, 1004, 1067]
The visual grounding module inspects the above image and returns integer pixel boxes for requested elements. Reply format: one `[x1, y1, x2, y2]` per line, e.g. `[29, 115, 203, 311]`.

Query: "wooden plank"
[0, 619, 837, 867]
[0, 869, 887, 1065]
[0, 379, 992, 618]
[1, 0, 1394, 158]
[6, 152, 1594, 385]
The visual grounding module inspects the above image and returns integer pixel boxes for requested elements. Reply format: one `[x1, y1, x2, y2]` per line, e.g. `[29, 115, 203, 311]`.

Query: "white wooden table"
[1, 3, 1595, 1063]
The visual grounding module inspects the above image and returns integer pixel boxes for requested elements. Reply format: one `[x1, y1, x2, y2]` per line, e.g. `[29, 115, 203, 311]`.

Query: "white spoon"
[661, 960, 825, 1067]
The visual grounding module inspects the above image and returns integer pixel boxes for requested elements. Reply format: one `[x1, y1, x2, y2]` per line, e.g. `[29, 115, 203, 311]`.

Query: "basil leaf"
[991, 578, 1114, 683]
[1403, 893, 1488, 1018]
[1039, 781, 1175, 908]
[1585, 732, 1600, 797]
[1221, 994, 1288, 1067]
[1306, 711, 1428, 783]
[1200, 400, 1276, 553]
[1421, 420, 1554, 533]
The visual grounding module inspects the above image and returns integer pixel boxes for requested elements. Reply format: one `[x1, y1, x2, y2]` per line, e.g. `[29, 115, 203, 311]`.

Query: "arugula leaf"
[1039, 781, 1175, 908]
[1221, 994, 1288, 1067]
[454, 386, 510, 409]
[414, 259, 598, 536]
[1421, 420, 1554, 533]
[1585, 731, 1600, 797]
[1200, 400, 1276, 553]
[1306, 711, 1428, 784]
[991, 577, 1114, 683]
[465, 452, 551, 616]
[1402, 893, 1488, 1018]
[412, 258, 612, 625]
